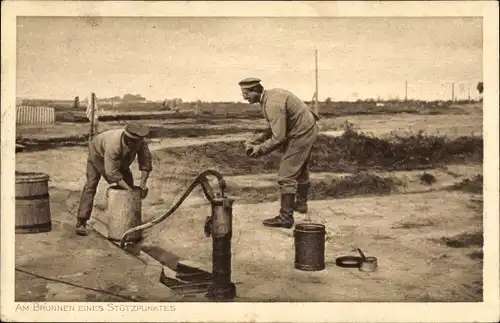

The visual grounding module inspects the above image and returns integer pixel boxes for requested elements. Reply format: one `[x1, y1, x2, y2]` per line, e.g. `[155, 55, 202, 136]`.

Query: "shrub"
[154, 127, 483, 176]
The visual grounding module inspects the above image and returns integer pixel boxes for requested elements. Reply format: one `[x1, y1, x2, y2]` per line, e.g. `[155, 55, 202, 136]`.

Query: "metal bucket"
[106, 186, 142, 242]
[359, 256, 378, 272]
[293, 223, 326, 271]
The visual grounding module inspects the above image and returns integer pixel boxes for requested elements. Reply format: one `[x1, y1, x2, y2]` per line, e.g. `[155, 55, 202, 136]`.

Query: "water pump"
[119, 169, 237, 300]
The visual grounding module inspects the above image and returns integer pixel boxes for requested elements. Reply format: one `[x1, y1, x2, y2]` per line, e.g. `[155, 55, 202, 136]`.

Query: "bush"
[225, 172, 404, 204]
[448, 174, 483, 194]
[154, 127, 483, 176]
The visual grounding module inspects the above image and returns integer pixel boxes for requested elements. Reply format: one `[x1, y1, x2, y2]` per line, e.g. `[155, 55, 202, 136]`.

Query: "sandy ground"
[15, 187, 182, 302]
[142, 191, 482, 302]
[13, 111, 483, 302]
[14, 138, 483, 301]
[319, 113, 482, 139]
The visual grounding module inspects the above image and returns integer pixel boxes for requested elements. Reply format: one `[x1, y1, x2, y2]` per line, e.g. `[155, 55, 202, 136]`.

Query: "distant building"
[164, 98, 183, 111]
[16, 105, 55, 125]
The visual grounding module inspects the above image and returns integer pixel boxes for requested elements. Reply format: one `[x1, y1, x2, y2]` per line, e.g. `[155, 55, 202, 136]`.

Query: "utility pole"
[451, 83, 455, 102]
[468, 88, 471, 103]
[88, 92, 95, 144]
[405, 81, 408, 101]
[314, 49, 319, 117]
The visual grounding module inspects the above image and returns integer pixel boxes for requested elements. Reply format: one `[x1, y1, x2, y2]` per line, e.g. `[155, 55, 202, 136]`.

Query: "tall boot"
[75, 218, 88, 236]
[262, 193, 295, 229]
[294, 183, 310, 214]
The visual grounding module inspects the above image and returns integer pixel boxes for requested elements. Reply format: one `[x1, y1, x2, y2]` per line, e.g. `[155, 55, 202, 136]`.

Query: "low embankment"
[153, 127, 483, 176]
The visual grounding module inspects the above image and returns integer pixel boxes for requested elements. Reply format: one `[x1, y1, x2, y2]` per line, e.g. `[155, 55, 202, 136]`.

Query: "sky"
[16, 17, 483, 102]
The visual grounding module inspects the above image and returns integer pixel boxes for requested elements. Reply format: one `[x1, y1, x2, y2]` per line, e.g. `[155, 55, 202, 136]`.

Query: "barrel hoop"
[294, 263, 325, 271]
[15, 221, 52, 230]
[294, 223, 326, 233]
[15, 172, 50, 183]
[15, 193, 50, 201]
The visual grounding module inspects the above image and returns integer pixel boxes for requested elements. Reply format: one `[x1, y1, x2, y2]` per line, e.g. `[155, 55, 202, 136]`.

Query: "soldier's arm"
[104, 148, 133, 190]
[137, 140, 153, 187]
[257, 102, 287, 154]
[245, 127, 272, 145]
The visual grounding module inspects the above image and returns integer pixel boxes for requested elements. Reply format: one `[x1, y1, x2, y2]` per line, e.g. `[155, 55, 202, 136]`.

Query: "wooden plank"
[90, 220, 212, 286]
[140, 245, 213, 282]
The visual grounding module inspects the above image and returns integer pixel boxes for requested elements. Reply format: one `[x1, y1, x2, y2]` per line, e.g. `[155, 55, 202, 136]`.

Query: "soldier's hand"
[139, 185, 149, 199]
[244, 143, 254, 156]
[248, 145, 262, 158]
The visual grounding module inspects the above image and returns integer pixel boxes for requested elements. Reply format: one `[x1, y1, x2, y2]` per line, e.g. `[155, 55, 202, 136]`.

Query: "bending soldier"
[239, 77, 319, 229]
[75, 122, 153, 236]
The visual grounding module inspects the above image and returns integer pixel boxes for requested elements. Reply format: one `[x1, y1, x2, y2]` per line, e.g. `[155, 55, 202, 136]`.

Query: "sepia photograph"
[1, 1, 499, 322]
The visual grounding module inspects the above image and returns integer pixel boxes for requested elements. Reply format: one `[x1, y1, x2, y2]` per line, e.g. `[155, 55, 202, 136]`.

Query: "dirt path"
[15, 187, 182, 302]
[13, 116, 483, 302]
[146, 130, 348, 151]
[319, 113, 483, 139]
[147, 132, 254, 151]
[16, 165, 483, 302]
[137, 189, 482, 302]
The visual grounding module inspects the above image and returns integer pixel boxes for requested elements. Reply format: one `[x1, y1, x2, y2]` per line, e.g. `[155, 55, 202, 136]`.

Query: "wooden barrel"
[15, 172, 52, 234]
[106, 186, 143, 242]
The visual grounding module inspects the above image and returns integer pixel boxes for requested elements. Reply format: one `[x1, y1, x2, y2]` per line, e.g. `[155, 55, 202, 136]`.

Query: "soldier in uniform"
[75, 122, 153, 236]
[239, 77, 319, 229]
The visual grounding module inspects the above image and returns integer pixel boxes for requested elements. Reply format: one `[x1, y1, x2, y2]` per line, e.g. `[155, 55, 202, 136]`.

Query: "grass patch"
[225, 173, 404, 204]
[391, 218, 436, 230]
[439, 231, 483, 248]
[16, 134, 90, 151]
[448, 174, 483, 194]
[311, 172, 403, 198]
[154, 127, 483, 176]
[372, 234, 393, 241]
[468, 251, 483, 260]
[420, 172, 437, 185]
[466, 198, 483, 220]
[15, 125, 261, 152]
[148, 125, 258, 138]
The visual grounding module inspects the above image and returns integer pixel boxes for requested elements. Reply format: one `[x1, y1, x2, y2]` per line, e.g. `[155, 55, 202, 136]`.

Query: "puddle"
[106, 284, 126, 293]
[440, 231, 483, 248]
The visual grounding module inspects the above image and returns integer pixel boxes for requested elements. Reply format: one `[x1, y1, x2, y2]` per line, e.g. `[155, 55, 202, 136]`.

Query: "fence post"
[89, 92, 95, 145]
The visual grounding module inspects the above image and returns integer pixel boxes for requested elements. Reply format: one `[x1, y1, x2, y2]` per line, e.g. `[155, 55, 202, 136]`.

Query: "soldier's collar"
[259, 89, 267, 105]
[120, 132, 131, 153]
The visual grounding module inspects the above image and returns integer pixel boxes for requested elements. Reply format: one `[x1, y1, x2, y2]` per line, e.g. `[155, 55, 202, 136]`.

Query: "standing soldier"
[75, 122, 153, 236]
[239, 77, 319, 229]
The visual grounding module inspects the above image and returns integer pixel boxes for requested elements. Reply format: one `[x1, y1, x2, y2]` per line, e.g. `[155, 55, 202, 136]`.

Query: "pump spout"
[198, 169, 227, 198]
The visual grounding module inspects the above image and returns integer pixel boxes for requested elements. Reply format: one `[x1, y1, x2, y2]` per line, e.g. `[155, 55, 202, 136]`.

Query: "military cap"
[238, 77, 262, 89]
[124, 122, 149, 139]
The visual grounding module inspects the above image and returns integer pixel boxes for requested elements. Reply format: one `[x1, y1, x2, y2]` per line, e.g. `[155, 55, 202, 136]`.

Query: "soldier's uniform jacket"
[256, 88, 319, 154]
[88, 129, 153, 183]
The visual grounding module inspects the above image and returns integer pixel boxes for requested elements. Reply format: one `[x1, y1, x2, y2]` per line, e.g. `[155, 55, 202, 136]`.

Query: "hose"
[119, 169, 227, 249]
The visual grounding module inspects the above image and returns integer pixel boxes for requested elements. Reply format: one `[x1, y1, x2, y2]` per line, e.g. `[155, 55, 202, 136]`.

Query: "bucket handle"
[356, 248, 366, 260]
